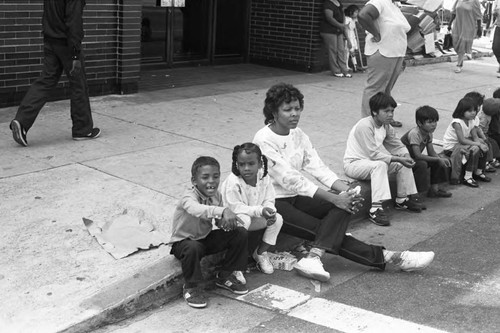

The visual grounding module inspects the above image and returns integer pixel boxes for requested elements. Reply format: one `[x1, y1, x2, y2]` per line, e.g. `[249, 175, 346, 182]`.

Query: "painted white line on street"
[288, 297, 450, 333]
[236, 283, 310, 312]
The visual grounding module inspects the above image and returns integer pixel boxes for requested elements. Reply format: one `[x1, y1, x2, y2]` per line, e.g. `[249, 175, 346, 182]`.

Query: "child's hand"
[438, 157, 451, 168]
[220, 208, 242, 231]
[262, 207, 276, 219]
[479, 143, 489, 153]
[262, 207, 277, 226]
[399, 156, 416, 168]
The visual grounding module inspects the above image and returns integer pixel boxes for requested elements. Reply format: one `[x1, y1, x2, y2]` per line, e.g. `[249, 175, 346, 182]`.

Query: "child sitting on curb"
[400, 106, 452, 198]
[343, 92, 424, 227]
[220, 143, 283, 278]
[477, 97, 500, 170]
[169, 156, 249, 309]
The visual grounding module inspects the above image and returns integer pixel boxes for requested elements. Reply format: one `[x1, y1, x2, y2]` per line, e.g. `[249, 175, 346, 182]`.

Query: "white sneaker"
[395, 251, 435, 272]
[232, 270, 246, 284]
[253, 249, 274, 274]
[294, 256, 330, 282]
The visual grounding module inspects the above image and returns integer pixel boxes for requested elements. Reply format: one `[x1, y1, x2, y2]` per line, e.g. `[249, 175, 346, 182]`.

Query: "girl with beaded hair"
[220, 143, 283, 280]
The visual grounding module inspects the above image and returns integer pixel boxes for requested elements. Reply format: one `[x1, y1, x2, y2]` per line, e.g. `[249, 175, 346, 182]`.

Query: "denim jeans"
[275, 196, 385, 269]
[15, 40, 93, 136]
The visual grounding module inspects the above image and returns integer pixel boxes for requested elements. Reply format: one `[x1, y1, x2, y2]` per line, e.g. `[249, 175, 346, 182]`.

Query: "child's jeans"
[170, 227, 248, 288]
[344, 159, 418, 203]
[237, 213, 283, 246]
[412, 159, 450, 193]
[444, 144, 487, 180]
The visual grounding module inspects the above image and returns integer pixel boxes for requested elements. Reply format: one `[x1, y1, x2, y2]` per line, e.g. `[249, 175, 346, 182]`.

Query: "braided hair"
[231, 142, 268, 179]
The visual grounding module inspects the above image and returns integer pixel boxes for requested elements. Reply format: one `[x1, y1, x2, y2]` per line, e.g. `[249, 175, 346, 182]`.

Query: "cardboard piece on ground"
[83, 215, 169, 259]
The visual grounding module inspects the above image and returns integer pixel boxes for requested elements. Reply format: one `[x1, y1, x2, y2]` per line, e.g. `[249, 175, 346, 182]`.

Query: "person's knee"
[181, 240, 204, 257]
[237, 214, 252, 230]
[234, 226, 248, 240]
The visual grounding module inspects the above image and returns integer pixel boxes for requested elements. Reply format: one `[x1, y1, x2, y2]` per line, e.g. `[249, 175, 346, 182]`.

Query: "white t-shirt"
[364, 0, 410, 57]
[442, 118, 476, 151]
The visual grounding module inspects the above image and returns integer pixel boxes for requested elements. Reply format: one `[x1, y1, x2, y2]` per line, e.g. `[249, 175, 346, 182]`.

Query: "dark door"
[141, 0, 247, 67]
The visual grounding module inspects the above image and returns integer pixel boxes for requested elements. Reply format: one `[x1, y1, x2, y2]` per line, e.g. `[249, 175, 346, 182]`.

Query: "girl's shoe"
[485, 163, 496, 172]
[455, 66, 462, 73]
[463, 177, 478, 187]
[473, 173, 492, 182]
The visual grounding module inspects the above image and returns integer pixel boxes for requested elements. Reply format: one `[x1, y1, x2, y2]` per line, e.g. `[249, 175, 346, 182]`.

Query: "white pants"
[344, 160, 417, 203]
[237, 213, 283, 246]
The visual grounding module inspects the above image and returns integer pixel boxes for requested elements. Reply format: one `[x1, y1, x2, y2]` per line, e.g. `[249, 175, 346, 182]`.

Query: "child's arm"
[453, 122, 481, 146]
[223, 181, 264, 218]
[425, 143, 452, 167]
[181, 191, 226, 220]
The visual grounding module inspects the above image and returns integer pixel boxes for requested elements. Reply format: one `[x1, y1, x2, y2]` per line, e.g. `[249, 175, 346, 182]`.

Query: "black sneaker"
[73, 128, 101, 141]
[368, 208, 390, 226]
[395, 198, 422, 213]
[473, 173, 491, 182]
[10, 120, 28, 147]
[215, 273, 248, 295]
[183, 285, 208, 308]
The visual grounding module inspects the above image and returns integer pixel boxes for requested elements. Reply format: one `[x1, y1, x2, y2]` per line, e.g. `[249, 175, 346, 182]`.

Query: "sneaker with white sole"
[393, 251, 435, 272]
[395, 198, 423, 212]
[215, 273, 248, 295]
[253, 249, 274, 274]
[183, 285, 208, 308]
[73, 127, 101, 140]
[10, 120, 28, 147]
[294, 256, 330, 282]
[232, 270, 246, 284]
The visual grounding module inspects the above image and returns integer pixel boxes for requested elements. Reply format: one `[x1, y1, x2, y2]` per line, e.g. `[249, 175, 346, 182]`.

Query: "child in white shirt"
[221, 143, 283, 276]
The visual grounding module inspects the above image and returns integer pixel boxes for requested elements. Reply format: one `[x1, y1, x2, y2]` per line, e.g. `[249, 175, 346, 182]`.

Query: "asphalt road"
[96, 196, 500, 333]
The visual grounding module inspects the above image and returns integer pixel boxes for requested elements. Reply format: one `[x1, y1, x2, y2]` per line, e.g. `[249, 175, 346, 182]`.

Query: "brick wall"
[0, 0, 141, 108]
[249, 0, 367, 72]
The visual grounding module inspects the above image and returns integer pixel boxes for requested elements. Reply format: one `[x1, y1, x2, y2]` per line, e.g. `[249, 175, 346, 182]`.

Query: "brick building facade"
[0, 0, 364, 108]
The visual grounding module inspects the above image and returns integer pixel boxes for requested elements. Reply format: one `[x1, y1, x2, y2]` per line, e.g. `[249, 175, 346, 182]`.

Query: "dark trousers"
[493, 26, 500, 65]
[15, 40, 93, 136]
[275, 196, 386, 270]
[170, 227, 248, 287]
[412, 160, 449, 193]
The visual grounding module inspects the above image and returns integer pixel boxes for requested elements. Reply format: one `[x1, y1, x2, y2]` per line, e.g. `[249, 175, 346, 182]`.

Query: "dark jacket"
[43, 0, 86, 58]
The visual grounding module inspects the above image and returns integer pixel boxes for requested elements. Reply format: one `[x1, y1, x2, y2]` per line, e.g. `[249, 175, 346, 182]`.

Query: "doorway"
[141, 0, 248, 67]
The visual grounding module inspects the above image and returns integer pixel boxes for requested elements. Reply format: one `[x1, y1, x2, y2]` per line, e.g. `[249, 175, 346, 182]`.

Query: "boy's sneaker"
[392, 251, 435, 272]
[294, 256, 330, 282]
[368, 208, 390, 226]
[10, 120, 28, 147]
[216, 273, 248, 295]
[183, 285, 208, 308]
[253, 249, 274, 274]
[73, 128, 101, 141]
[395, 198, 422, 213]
[232, 270, 246, 284]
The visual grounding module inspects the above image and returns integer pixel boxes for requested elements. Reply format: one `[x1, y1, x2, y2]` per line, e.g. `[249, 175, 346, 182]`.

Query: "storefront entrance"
[141, 0, 248, 67]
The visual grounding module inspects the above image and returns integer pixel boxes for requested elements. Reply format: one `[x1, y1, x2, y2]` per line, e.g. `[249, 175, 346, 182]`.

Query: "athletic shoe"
[294, 256, 330, 282]
[232, 270, 246, 284]
[215, 273, 248, 295]
[72, 128, 101, 140]
[393, 251, 435, 272]
[395, 198, 422, 212]
[183, 285, 208, 308]
[368, 208, 390, 226]
[10, 120, 28, 147]
[491, 160, 500, 168]
[253, 249, 274, 274]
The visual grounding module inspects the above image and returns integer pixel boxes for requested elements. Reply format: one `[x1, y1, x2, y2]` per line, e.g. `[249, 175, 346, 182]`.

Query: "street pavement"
[2, 54, 500, 333]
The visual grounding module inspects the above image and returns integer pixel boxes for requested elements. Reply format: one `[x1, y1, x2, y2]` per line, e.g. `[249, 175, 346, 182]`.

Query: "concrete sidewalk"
[2, 54, 500, 333]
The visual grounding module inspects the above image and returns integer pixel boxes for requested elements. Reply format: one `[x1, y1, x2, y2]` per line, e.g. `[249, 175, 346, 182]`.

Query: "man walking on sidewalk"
[9, 0, 100, 147]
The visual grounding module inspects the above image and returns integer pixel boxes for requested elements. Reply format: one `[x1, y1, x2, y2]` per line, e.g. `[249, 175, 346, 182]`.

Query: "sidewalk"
[2, 55, 500, 333]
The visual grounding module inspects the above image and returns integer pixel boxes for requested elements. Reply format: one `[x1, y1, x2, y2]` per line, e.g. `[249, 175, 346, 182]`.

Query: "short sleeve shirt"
[401, 127, 432, 158]
[364, 0, 411, 57]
